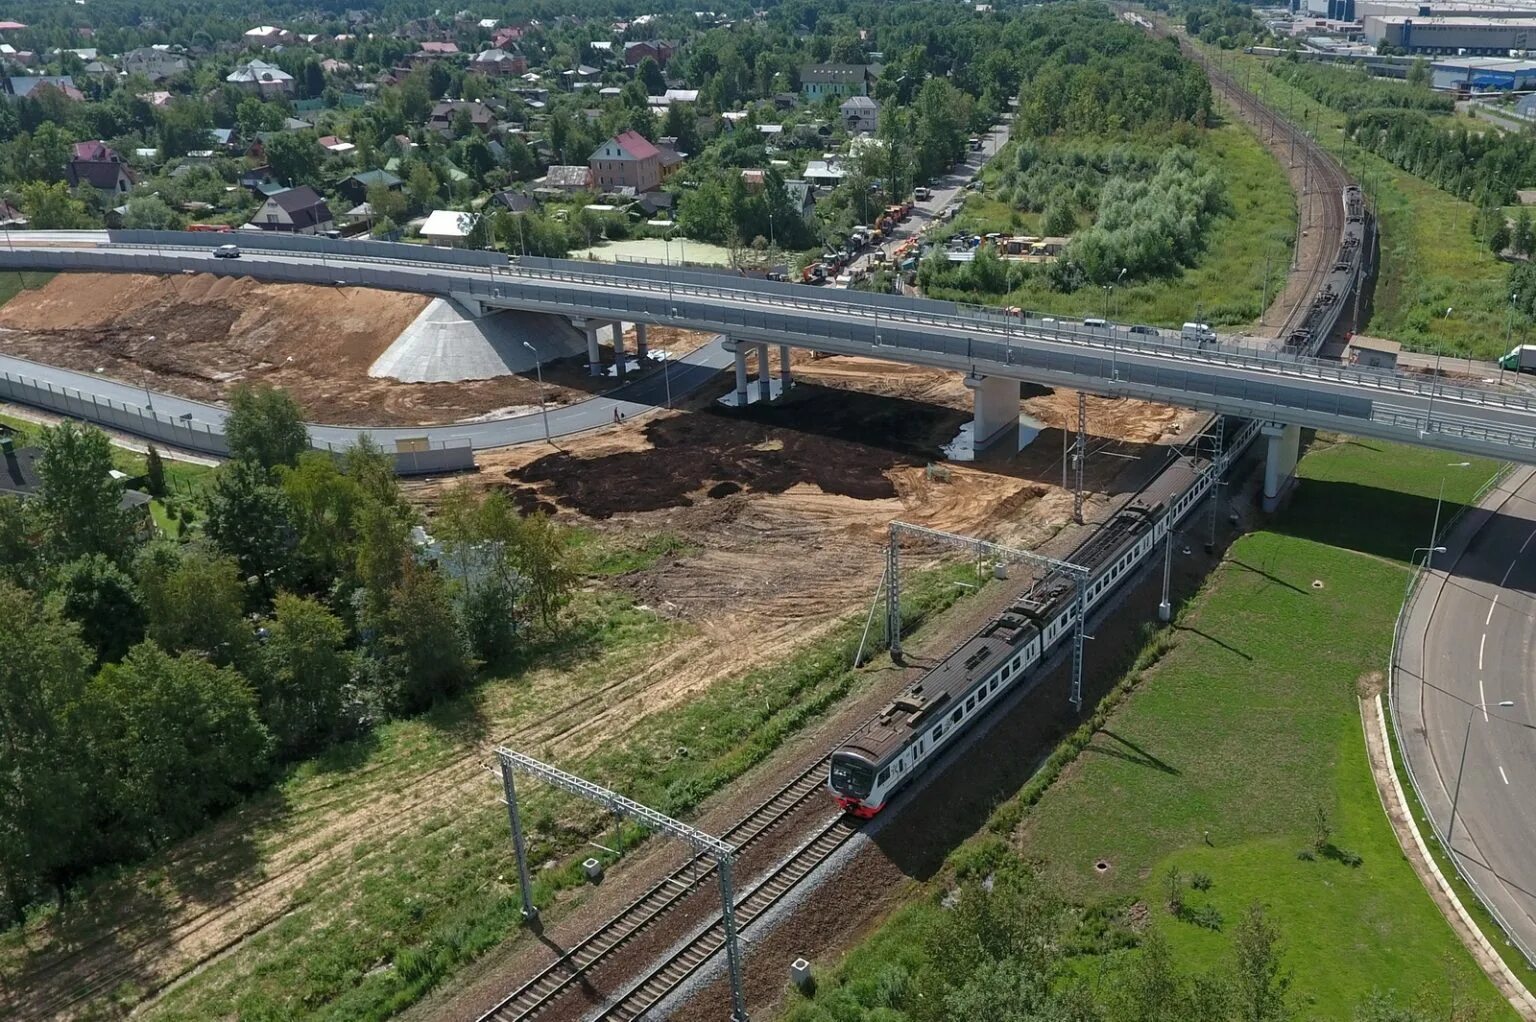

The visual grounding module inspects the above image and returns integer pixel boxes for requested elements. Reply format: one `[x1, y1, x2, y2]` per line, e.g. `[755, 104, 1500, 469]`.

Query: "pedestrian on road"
[613, 407, 622, 424]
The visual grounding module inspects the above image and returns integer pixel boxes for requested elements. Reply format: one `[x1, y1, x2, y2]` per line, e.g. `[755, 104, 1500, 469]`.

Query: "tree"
[0, 496, 43, 589]
[1490, 218, 1512, 256]
[1407, 57, 1431, 89]
[237, 97, 283, 141]
[20, 181, 90, 229]
[137, 548, 253, 669]
[257, 594, 354, 757]
[156, 99, 213, 157]
[203, 460, 298, 594]
[363, 559, 474, 712]
[121, 194, 181, 230]
[636, 56, 666, 95]
[51, 554, 145, 665]
[407, 161, 440, 211]
[279, 450, 364, 587]
[365, 181, 408, 225]
[1232, 904, 1291, 1022]
[264, 130, 323, 187]
[1514, 207, 1534, 259]
[0, 581, 93, 919]
[37, 421, 130, 562]
[144, 445, 167, 498]
[460, 134, 496, 178]
[85, 641, 269, 854]
[224, 383, 310, 473]
[1043, 201, 1077, 238]
[301, 58, 325, 100]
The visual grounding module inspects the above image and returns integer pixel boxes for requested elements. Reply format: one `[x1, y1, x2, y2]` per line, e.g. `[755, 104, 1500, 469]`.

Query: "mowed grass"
[789, 439, 1515, 1020]
[5, 555, 982, 1022]
[931, 119, 1296, 328]
[1021, 438, 1510, 1017]
[1221, 49, 1515, 359]
[0, 270, 54, 308]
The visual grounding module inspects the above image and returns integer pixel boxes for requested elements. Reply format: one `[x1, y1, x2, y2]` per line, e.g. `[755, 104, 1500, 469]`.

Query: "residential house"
[470, 47, 526, 75]
[5, 75, 81, 101]
[138, 90, 173, 108]
[428, 99, 494, 136]
[65, 140, 133, 196]
[412, 41, 461, 63]
[340, 168, 402, 204]
[317, 135, 355, 155]
[840, 94, 878, 134]
[492, 25, 528, 48]
[657, 143, 684, 183]
[250, 186, 333, 234]
[419, 208, 477, 246]
[239, 164, 277, 195]
[540, 164, 593, 193]
[119, 46, 188, 82]
[82, 59, 115, 77]
[227, 59, 294, 97]
[321, 57, 352, 74]
[800, 63, 877, 99]
[784, 179, 815, 219]
[623, 40, 674, 66]
[0, 198, 26, 225]
[491, 189, 538, 213]
[0, 438, 152, 530]
[244, 25, 295, 47]
[646, 88, 698, 110]
[589, 130, 661, 193]
[803, 159, 847, 186]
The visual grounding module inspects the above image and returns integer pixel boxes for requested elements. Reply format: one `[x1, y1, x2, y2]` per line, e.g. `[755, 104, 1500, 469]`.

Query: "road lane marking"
[1488, 598, 1498, 625]
[1481, 632, 1487, 671]
[1501, 765, 1510, 785]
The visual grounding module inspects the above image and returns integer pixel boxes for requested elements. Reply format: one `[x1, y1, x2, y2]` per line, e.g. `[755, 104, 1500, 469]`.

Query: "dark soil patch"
[514, 385, 968, 519]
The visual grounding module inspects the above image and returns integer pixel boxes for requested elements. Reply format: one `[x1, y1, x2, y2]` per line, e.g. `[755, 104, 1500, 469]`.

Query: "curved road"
[1398, 466, 1536, 964]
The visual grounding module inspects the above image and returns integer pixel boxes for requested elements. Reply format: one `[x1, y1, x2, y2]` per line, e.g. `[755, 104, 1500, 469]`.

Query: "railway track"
[474, 31, 1361, 1022]
[475, 758, 832, 1021]
[593, 816, 861, 1021]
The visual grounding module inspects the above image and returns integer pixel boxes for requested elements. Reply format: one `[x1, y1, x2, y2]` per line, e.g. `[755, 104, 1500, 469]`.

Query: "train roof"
[838, 446, 1212, 767]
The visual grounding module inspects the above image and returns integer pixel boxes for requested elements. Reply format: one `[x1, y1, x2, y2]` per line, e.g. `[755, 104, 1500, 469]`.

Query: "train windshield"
[829, 753, 874, 798]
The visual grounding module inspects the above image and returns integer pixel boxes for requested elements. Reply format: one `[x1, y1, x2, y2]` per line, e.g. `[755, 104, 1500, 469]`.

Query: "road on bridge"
[1398, 466, 1536, 966]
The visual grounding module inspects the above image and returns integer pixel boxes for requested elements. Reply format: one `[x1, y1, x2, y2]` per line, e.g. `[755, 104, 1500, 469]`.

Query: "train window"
[877, 767, 891, 784]
[951, 707, 963, 724]
[965, 695, 975, 711]
[932, 724, 944, 740]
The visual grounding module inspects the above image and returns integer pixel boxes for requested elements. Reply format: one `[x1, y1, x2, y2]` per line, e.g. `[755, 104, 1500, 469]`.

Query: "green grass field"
[787, 439, 1517, 1021]
[1218, 49, 1516, 359]
[929, 119, 1296, 328]
[0, 270, 54, 308]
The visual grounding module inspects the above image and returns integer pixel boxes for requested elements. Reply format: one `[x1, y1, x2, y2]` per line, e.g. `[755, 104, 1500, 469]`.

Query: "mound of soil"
[514, 385, 969, 519]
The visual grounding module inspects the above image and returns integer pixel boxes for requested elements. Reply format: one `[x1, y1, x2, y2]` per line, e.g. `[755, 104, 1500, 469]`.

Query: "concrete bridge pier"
[634, 322, 648, 360]
[778, 344, 792, 390]
[949, 374, 1021, 461]
[731, 339, 750, 404]
[613, 324, 627, 379]
[1261, 422, 1301, 511]
[582, 322, 602, 376]
[756, 343, 772, 401]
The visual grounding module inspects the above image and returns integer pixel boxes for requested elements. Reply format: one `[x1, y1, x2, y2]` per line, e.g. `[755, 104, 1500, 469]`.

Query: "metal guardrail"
[1386, 463, 1536, 971]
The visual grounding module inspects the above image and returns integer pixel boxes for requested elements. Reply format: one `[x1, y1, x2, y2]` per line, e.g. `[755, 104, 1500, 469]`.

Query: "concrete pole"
[498, 757, 538, 923]
[634, 321, 648, 360]
[613, 322, 626, 379]
[585, 324, 601, 377]
[733, 342, 749, 405]
[1158, 526, 1174, 622]
[778, 344, 792, 387]
[756, 342, 771, 401]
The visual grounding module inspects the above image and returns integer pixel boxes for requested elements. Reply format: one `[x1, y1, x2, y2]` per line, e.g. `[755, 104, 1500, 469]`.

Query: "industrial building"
[1365, 14, 1536, 53]
[1430, 54, 1536, 87]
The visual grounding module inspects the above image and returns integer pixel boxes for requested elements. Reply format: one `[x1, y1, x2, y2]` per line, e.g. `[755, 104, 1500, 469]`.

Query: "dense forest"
[0, 390, 576, 922]
[1345, 108, 1536, 205]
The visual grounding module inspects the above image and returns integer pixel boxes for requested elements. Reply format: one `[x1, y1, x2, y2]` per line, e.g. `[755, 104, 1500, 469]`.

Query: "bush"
[1190, 871, 1213, 891]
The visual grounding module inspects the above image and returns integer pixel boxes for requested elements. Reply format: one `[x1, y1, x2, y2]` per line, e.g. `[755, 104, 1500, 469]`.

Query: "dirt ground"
[0, 274, 703, 426]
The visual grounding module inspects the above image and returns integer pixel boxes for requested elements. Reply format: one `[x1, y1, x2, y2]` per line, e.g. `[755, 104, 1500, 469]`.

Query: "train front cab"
[829, 750, 884, 818]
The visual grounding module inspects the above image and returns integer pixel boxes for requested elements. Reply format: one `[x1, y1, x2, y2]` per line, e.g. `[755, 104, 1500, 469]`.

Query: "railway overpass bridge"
[1, 232, 1533, 495]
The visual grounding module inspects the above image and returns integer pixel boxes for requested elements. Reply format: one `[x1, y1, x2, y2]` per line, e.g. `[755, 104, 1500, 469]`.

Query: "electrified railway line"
[473, 42, 1361, 1022]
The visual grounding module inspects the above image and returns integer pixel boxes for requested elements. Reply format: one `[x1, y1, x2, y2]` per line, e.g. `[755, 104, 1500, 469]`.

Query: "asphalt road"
[0, 338, 731, 450]
[1398, 465, 1536, 964]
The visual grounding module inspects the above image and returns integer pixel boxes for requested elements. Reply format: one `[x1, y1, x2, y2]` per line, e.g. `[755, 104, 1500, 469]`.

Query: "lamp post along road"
[1448, 699, 1516, 849]
[1427, 462, 1472, 568]
[521, 341, 551, 444]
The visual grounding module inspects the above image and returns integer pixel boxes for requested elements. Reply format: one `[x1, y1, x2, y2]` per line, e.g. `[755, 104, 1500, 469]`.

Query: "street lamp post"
[1158, 523, 1175, 622]
[1427, 461, 1472, 568]
[1448, 699, 1516, 849]
[1503, 292, 1519, 386]
[521, 341, 551, 444]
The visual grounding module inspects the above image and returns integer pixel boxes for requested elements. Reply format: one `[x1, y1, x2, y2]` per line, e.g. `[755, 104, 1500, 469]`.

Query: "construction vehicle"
[1500, 344, 1536, 373]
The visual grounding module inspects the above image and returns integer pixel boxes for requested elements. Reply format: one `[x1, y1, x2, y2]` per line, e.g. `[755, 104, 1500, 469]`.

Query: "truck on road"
[1499, 345, 1536, 374]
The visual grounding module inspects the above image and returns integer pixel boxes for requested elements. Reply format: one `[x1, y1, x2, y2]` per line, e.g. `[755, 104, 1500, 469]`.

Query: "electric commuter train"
[828, 436, 1243, 817]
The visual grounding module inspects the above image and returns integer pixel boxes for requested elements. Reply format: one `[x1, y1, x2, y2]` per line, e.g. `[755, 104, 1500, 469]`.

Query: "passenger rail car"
[828, 433, 1250, 817]
[1283, 185, 1368, 357]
